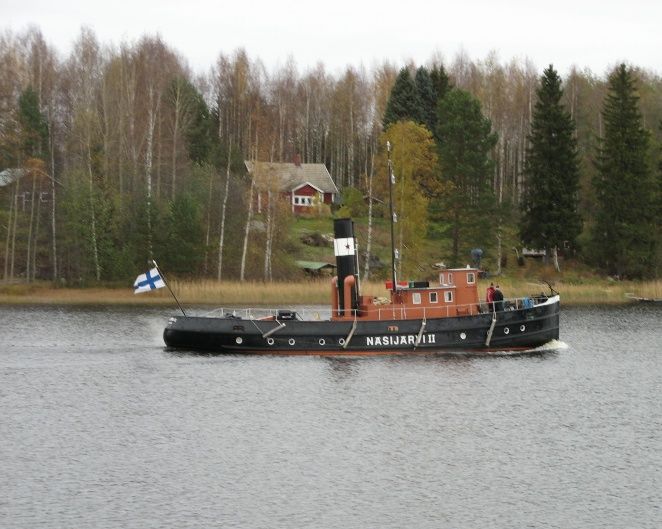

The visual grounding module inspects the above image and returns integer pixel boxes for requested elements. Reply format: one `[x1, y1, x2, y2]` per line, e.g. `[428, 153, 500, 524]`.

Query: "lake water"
[1, 303, 660, 528]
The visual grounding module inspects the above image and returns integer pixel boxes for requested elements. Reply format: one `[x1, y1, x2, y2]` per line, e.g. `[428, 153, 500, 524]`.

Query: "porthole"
[319, 338, 326, 346]
[339, 338, 345, 346]
[460, 332, 467, 340]
[267, 338, 274, 345]
[503, 327, 510, 335]
[288, 338, 295, 346]
[520, 324, 526, 332]
[235, 337, 243, 344]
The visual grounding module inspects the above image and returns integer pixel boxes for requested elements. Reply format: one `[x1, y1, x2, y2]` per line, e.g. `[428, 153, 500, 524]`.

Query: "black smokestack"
[333, 218, 360, 315]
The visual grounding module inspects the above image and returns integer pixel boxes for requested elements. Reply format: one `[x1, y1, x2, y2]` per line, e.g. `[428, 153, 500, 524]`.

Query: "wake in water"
[465, 339, 569, 357]
[532, 339, 569, 351]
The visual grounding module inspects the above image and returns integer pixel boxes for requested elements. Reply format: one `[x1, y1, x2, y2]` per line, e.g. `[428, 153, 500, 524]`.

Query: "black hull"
[163, 296, 560, 356]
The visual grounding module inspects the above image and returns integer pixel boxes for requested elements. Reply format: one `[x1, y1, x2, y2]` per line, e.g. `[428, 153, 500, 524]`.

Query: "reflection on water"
[0, 304, 660, 529]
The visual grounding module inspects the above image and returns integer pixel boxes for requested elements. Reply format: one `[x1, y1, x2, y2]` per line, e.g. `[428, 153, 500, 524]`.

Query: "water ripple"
[1, 304, 660, 528]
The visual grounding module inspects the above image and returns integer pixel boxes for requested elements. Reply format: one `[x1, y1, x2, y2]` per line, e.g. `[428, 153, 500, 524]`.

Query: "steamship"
[163, 144, 560, 355]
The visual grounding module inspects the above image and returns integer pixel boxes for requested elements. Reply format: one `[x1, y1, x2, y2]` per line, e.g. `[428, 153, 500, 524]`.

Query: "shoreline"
[1, 278, 659, 307]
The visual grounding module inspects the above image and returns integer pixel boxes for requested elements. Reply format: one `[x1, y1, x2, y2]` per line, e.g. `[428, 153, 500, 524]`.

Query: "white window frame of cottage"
[444, 290, 453, 303]
[412, 292, 422, 304]
[292, 195, 314, 206]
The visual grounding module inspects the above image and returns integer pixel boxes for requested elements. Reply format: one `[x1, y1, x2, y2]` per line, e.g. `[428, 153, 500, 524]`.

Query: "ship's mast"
[387, 141, 397, 293]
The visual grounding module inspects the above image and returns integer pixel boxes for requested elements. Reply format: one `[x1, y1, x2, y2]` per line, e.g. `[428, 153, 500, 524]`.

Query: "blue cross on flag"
[134, 267, 166, 294]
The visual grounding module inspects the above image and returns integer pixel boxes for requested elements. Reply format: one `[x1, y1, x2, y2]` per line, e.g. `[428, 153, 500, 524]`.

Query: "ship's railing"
[357, 294, 551, 321]
[201, 306, 330, 321]
[198, 294, 556, 321]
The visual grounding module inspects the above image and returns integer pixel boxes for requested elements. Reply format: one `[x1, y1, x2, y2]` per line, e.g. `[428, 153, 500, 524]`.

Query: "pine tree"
[383, 68, 423, 128]
[520, 65, 581, 271]
[436, 88, 498, 266]
[591, 64, 654, 278]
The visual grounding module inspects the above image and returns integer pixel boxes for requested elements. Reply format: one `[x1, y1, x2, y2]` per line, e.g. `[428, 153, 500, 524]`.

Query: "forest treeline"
[1, 26, 661, 284]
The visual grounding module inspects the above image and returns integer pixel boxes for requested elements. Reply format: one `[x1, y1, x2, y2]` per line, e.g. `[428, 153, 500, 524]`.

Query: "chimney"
[333, 218, 360, 315]
[293, 153, 302, 167]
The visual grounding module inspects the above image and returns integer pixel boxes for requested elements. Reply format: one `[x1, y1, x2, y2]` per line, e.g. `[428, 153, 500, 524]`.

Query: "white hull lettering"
[366, 334, 436, 347]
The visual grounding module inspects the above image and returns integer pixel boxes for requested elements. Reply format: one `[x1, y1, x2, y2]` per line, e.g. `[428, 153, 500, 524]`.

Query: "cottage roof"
[0, 168, 26, 187]
[244, 161, 339, 195]
[295, 260, 336, 271]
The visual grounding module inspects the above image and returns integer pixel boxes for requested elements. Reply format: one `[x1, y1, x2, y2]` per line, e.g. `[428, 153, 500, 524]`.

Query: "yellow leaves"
[249, 161, 282, 192]
[23, 157, 46, 173]
[375, 120, 440, 198]
[375, 120, 440, 277]
[388, 121, 437, 180]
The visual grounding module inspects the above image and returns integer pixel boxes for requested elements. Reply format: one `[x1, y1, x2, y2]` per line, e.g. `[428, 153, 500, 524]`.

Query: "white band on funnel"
[334, 237, 355, 256]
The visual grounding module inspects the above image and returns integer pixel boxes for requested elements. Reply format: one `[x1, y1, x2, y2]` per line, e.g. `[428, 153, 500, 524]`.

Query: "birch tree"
[22, 29, 59, 280]
[377, 122, 438, 278]
[65, 28, 103, 280]
[133, 36, 183, 259]
[239, 170, 255, 282]
[217, 145, 232, 280]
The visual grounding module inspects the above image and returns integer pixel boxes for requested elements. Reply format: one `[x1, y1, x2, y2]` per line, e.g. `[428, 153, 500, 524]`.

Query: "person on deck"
[486, 282, 495, 311]
[493, 285, 504, 312]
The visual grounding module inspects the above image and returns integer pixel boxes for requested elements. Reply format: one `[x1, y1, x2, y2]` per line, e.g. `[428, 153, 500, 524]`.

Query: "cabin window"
[444, 291, 453, 303]
[412, 292, 422, 304]
[293, 195, 313, 206]
[467, 272, 475, 284]
[429, 292, 438, 303]
[447, 273, 453, 284]
[439, 272, 445, 284]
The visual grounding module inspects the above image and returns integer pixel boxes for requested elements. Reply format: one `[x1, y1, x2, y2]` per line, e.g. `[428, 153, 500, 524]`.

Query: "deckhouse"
[331, 264, 482, 321]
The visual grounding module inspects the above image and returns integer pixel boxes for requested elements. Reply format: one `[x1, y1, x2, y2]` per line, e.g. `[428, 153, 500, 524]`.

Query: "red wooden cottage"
[244, 159, 339, 215]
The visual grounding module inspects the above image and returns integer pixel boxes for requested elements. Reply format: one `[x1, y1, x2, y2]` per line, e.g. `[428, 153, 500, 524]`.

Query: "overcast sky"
[4, 0, 661, 76]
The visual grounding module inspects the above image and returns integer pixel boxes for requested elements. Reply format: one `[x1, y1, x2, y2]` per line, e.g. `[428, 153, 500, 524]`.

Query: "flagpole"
[152, 259, 186, 316]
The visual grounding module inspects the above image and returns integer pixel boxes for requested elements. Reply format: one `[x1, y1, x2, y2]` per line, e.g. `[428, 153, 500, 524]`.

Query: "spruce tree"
[429, 64, 451, 142]
[18, 86, 49, 160]
[159, 193, 205, 275]
[520, 65, 581, 271]
[591, 64, 654, 278]
[430, 64, 451, 102]
[383, 68, 423, 128]
[436, 88, 498, 265]
[415, 67, 436, 133]
[184, 83, 213, 165]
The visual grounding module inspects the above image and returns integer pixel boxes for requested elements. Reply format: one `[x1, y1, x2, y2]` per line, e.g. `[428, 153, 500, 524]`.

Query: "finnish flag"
[134, 267, 166, 294]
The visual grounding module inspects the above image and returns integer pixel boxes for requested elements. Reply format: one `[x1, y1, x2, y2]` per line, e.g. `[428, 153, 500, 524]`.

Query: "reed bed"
[0, 285, 169, 306]
[477, 278, 662, 305]
[170, 278, 391, 305]
[0, 278, 660, 306]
